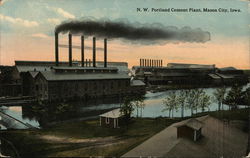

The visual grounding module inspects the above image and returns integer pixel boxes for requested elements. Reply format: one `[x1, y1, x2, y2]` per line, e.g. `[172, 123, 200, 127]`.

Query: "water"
[0, 106, 39, 128]
[1, 83, 249, 128]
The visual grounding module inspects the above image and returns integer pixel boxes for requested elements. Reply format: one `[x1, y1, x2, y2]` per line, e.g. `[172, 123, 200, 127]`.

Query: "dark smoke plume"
[55, 19, 210, 44]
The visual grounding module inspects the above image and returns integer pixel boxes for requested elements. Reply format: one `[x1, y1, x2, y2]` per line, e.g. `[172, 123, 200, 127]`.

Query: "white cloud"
[47, 18, 61, 24]
[31, 33, 49, 38]
[0, 14, 39, 27]
[54, 8, 75, 19]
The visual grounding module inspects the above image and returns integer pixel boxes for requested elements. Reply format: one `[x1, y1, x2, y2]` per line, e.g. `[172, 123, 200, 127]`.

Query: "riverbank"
[1, 108, 249, 157]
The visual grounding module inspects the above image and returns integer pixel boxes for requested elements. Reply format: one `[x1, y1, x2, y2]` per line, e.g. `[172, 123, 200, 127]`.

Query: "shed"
[175, 118, 204, 141]
[99, 108, 124, 128]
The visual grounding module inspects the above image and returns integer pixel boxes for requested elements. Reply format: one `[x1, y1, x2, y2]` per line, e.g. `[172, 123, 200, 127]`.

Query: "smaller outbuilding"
[175, 118, 204, 141]
[99, 108, 124, 128]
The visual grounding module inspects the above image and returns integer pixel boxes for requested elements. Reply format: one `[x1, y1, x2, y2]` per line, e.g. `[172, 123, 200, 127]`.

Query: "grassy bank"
[1, 117, 180, 157]
[193, 108, 250, 121]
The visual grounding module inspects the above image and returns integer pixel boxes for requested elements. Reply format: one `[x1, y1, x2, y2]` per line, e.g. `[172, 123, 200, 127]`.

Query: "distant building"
[175, 118, 204, 141]
[167, 63, 216, 69]
[99, 108, 124, 128]
[132, 60, 248, 86]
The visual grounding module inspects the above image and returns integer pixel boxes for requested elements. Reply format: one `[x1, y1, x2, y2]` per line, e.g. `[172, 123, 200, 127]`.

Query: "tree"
[224, 84, 244, 110]
[193, 89, 204, 114]
[177, 90, 187, 118]
[213, 86, 227, 111]
[199, 91, 211, 112]
[243, 87, 250, 107]
[185, 89, 196, 116]
[133, 96, 145, 118]
[162, 91, 179, 118]
[120, 97, 134, 127]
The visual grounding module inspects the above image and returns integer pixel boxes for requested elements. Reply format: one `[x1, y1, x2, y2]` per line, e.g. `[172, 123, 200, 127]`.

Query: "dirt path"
[40, 135, 118, 144]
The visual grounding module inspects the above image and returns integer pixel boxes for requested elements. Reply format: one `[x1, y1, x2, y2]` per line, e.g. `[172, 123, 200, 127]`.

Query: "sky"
[0, 0, 249, 69]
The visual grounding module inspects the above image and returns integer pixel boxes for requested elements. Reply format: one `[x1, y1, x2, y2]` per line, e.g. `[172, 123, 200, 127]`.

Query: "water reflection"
[2, 83, 250, 127]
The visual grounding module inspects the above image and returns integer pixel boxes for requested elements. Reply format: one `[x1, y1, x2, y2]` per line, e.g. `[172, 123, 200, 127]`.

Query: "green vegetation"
[162, 89, 211, 117]
[162, 91, 179, 117]
[1, 117, 180, 157]
[213, 86, 227, 111]
[224, 84, 244, 109]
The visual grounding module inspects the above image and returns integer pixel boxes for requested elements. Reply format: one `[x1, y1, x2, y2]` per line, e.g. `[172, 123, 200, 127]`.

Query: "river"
[1, 83, 249, 128]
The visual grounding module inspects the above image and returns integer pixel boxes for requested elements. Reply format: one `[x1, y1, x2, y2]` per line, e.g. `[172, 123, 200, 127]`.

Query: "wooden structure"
[99, 108, 124, 128]
[175, 118, 204, 141]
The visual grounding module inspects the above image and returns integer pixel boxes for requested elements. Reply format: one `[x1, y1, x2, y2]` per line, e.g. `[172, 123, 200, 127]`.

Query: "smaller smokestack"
[161, 60, 163, 67]
[142, 59, 144, 67]
[89, 59, 91, 67]
[140, 59, 141, 67]
[85, 59, 88, 67]
[81, 36, 84, 67]
[55, 33, 59, 66]
[104, 38, 107, 67]
[93, 37, 96, 67]
[68, 34, 72, 66]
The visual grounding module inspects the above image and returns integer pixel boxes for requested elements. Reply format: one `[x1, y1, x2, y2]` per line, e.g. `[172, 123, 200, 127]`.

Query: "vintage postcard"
[0, 0, 249, 157]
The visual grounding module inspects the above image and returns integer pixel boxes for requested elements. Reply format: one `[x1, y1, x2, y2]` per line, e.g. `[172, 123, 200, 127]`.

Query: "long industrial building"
[132, 59, 248, 86]
[11, 33, 145, 101]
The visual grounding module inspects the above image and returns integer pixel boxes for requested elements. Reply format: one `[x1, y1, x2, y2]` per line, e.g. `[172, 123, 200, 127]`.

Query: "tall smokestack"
[140, 59, 141, 67]
[93, 37, 96, 67]
[81, 36, 84, 67]
[68, 34, 72, 66]
[55, 33, 59, 66]
[104, 38, 107, 67]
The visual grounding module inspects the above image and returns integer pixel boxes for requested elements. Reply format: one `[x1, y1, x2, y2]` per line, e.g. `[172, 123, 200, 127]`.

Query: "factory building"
[12, 33, 145, 101]
[132, 59, 248, 86]
[35, 67, 131, 101]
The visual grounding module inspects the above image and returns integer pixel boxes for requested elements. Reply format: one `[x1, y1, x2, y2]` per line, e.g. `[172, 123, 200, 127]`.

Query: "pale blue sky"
[0, 0, 249, 37]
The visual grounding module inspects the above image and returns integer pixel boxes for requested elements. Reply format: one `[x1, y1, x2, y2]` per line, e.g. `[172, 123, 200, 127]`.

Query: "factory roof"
[167, 63, 216, 69]
[28, 71, 39, 78]
[52, 66, 118, 71]
[216, 73, 234, 79]
[38, 71, 130, 81]
[16, 65, 51, 73]
[175, 118, 204, 130]
[131, 80, 146, 86]
[219, 67, 237, 71]
[208, 73, 221, 79]
[159, 72, 191, 77]
[99, 108, 123, 118]
[144, 72, 153, 75]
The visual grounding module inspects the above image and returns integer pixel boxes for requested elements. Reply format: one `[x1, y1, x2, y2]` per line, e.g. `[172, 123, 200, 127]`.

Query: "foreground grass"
[1, 117, 180, 157]
[193, 108, 250, 121]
